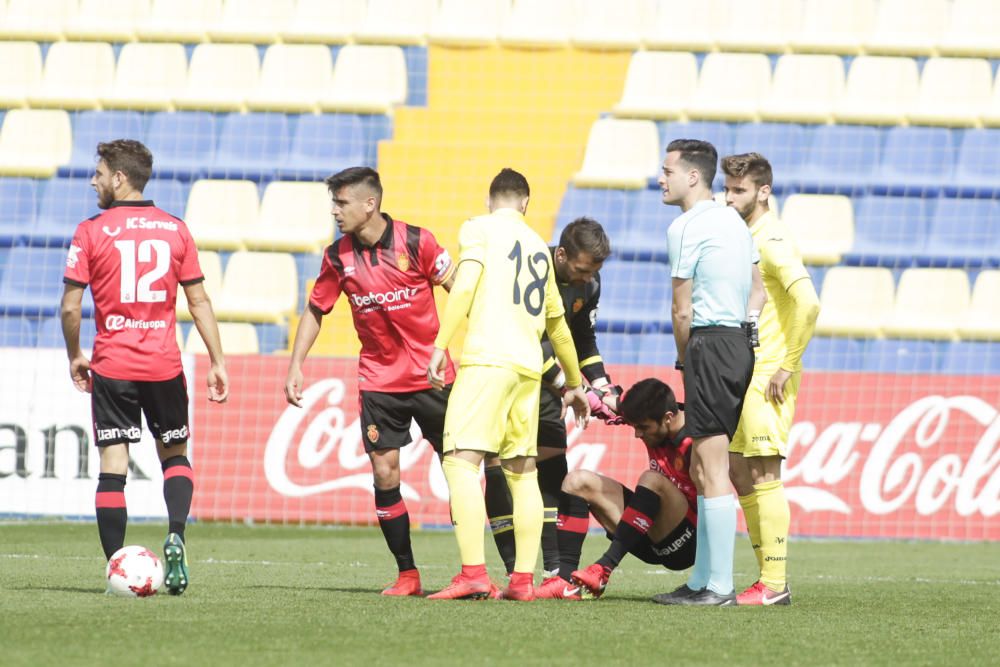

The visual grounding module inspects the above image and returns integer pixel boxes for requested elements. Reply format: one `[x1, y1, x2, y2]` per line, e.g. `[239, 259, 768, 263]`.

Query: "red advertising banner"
[191, 357, 1000, 540]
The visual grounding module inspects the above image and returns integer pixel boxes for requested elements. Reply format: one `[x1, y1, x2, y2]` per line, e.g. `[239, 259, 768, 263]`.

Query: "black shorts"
[537, 385, 567, 448]
[612, 486, 697, 571]
[91, 371, 189, 448]
[684, 326, 755, 440]
[360, 385, 451, 455]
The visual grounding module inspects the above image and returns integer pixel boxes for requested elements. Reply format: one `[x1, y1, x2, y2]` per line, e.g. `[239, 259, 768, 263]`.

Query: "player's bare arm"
[60, 283, 91, 393]
[671, 277, 693, 364]
[185, 280, 229, 403]
[284, 303, 324, 407]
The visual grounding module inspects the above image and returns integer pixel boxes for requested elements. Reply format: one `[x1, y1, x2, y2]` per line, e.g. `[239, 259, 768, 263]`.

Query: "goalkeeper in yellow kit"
[426, 168, 590, 601]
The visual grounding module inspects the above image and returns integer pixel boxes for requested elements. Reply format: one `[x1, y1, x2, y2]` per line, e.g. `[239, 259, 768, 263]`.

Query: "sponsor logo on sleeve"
[66, 245, 82, 268]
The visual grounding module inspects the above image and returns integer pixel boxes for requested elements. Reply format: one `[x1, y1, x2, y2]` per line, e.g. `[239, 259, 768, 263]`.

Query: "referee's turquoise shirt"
[666, 199, 759, 328]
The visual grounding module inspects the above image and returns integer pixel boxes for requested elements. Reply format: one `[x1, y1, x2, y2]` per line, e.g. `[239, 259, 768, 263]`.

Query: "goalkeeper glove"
[586, 384, 624, 425]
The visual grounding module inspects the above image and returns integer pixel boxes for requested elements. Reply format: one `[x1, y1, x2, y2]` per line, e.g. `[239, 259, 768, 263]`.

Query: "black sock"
[374, 485, 415, 572]
[96, 473, 127, 560]
[537, 454, 568, 574]
[161, 455, 193, 540]
[484, 465, 516, 575]
[556, 493, 590, 582]
[597, 485, 660, 571]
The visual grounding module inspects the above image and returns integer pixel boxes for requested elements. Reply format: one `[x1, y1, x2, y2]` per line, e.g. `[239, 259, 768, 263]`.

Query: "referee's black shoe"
[677, 588, 737, 606]
[651, 583, 704, 605]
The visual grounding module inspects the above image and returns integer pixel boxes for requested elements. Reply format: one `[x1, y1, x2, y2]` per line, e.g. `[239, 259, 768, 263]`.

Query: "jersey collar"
[748, 209, 778, 237]
[352, 212, 395, 251]
[108, 200, 155, 208]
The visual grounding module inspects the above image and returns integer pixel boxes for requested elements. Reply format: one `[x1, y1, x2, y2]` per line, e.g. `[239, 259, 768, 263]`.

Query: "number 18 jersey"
[63, 200, 203, 382]
[456, 208, 563, 379]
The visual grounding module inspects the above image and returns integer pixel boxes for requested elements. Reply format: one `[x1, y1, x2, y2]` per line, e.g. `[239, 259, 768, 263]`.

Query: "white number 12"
[114, 239, 170, 303]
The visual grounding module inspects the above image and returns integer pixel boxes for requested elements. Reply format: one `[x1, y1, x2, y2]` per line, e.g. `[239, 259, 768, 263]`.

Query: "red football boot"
[534, 576, 582, 600]
[499, 571, 535, 601]
[736, 581, 792, 606]
[571, 564, 611, 599]
[381, 569, 423, 596]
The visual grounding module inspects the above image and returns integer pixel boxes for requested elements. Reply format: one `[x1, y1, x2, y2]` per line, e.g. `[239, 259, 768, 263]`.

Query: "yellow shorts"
[443, 365, 540, 459]
[729, 371, 801, 458]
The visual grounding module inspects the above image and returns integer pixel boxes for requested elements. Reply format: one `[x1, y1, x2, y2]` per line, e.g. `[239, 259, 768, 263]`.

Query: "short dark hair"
[96, 139, 153, 193]
[489, 167, 530, 200]
[666, 139, 718, 187]
[559, 217, 611, 262]
[324, 166, 383, 200]
[620, 378, 679, 425]
[720, 152, 773, 188]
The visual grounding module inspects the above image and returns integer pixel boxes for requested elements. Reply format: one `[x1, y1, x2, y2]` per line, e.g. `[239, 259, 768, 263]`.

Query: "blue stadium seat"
[802, 336, 866, 371]
[658, 120, 732, 190]
[60, 111, 146, 178]
[0, 247, 94, 317]
[863, 339, 943, 374]
[940, 341, 1000, 375]
[842, 196, 928, 268]
[255, 323, 287, 355]
[795, 125, 881, 195]
[732, 123, 810, 193]
[552, 187, 631, 244]
[918, 198, 1000, 268]
[209, 112, 290, 182]
[949, 129, 1000, 198]
[595, 260, 672, 334]
[37, 315, 95, 350]
[28, 178, 100, 248]
[276, 113, 367, 181]
[143, 178, 190, 220]
[872, 126, 955, 196]
[596, 331, 640, 365]
[0, 316, 34, 347]
[0, 178, 37, 247]
[616, 190, 680, 262]
[145, 112, 218, 181]
[637, 332, 679, 367]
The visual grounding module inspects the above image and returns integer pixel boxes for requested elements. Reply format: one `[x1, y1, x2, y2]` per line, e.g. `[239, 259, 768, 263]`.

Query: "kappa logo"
[102, 225, 122, 237]
[366, 424, 380, 443]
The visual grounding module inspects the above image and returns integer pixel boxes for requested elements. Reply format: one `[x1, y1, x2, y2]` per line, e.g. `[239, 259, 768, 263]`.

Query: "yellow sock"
[738, 491, 764, 575]
[755, 480, 790, 591]
[504, 467, 543, 574]
[442, 456, 486, 567]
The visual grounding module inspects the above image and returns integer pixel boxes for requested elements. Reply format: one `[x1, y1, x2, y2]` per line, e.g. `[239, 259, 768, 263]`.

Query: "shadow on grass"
[8, 585, 101, 595]
[246, 584, 376, 595]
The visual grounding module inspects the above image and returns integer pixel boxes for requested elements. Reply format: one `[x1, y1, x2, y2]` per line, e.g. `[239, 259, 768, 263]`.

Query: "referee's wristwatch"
[674, 360, 684, 371]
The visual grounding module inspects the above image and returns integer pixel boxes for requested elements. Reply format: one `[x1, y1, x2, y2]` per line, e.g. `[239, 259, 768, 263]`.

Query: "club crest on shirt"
[572, 298, 584, 313]
[367, 424, 380, 443]
[397, 253, 410, 272]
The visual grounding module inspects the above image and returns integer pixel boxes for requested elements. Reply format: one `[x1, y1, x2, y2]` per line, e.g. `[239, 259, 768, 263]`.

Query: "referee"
[652, 139, 765, 607]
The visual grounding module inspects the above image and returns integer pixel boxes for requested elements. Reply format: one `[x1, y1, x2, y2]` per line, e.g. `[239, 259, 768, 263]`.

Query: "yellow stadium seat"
[834, 56, 919, 126]
[958, 271, 1000, 341]
[864, 0, 948, 57]
[571, 118, 659, 189]
[243, 181, 334, 254]
[214, 251, 299, 324]
[136, 0, 222, 43]
[789, 0, 873, 55]
[937, 0, 1000, 59]
[882, 269, 969, 341]
[186, 322, 259, 355]
[686, 52, 771, 122]
[0, 41, 43, 109]
[206, 0, 294, 44]
[356, 0, 436, 46]
[498, 0, 572, 49]
[982, 70, 1000, 128]
[715, 0, 802, 54]
[0, 109, 72, 177]
[319, 45, 407, 114]
[28, 41, 115, 110]
[184, 180, 258, 251]
[907, 58, 992, 128]
[101, 42, 187, 111]
[63, 0, 150, 43]
[612, 51, 697, 121]
[280, 0, 366, 44]
[572, 0, 644, 51]
[815, 266, 894, 338]
[246, 44, 332, 114]
[759, 54, 844, 124]
[176, 250, 223, 322]
[428, 0, 510, 47]
[173, 43, 259, 113]
[0, 0, 77, 41]
[780, 194, 854, 266]
[641, 0, 726, 52]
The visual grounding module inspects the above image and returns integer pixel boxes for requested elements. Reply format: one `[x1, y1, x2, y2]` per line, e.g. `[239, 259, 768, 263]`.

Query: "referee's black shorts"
[683, 326, 754, 440]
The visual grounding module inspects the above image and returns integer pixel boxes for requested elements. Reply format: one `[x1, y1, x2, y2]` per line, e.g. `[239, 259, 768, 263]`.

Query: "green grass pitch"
[1, 522, 997, 666]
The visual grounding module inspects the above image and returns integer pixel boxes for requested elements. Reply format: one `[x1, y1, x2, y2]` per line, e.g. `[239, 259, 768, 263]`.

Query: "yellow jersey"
[751, 211, 812, 374]
[455, 208, 564, 379]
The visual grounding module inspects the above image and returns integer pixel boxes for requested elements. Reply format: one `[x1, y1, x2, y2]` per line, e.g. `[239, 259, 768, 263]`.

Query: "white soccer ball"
[106, 545, 164, 598]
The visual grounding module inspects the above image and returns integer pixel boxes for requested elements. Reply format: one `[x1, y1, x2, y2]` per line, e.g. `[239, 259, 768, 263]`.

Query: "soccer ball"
[106, 545, 164, 597]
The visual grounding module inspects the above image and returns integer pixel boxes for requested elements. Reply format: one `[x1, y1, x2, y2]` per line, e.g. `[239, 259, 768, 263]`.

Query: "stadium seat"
[0, 178, 37, 247]
[29, 177, 100, 247]
[276, 113, 368, 182]
[612, 51, 698, 121]
[281, 0, 366, 44]
[183, 179, 258, 251]
[62, 110, 146, 177]
[758, 55, 845, 125]
[0, 109, 72, 178]
[572, 118, 659, 189]
[552, 187, 632, 243]
[143, 178, 189, 220]
[794, 125, 881, 194]
[498, 0, 572, 48]
[0, 41, 43, 109]
[801, 336, 866, 371]
[616, 190, 681, 262]
[246, 45, 333, 114]
[871, 127, 956, 196]
[789, 0, 874, 55]
[941, 341, 1000, 374]
[919, 199, 1000, 269]
[101, 42, 188, 112]
[686, 53, 771, 123]
[596, 331, 640, 366]
[63, 0, 151, 43]
[28, 41, 115, 110]
[186, 321, 259, 355]
[715, 0, 802, 53]
[213, 251, 298, 324]
[243, 181, 334, 254]
[863, 339, 942, 374]
[572, 0, 644, 50]
[864, 0, 948, 56]
[780, 194, 854, 266]
[0, 315, 33, 347]
[429, 0, 511, 47]
[136, 0, 223, 43]
[907, 58, 992, 128]
[173, 44, 260, 113]
[637, 332, 680, 367]
[983, 70, 1000, 128]
[937, 0, 1000, 58]
[949, 129, 1000, 196]
[209, 112, 290, 182]
[356, 0, 436, 46]
[144, 111, 217, 181]
[659, 121, 733, 165]
[595, 260, 672, 334]
[206, 0, 294, 43]
[834, 56, 919, 126]
[731, 123, 810, 192]
[641, 0, 726, 52]
[175, 249, 222, 322]
[319, 45, 408, 114]
[37, 315, 96, 350]
[882, 268, 970, 340]
[0, 246, 94, 317]
[958, 270, 1000, 340]
[0, 0, 77, 41]
[815, 266, 895, 337]
[844, 196, 928, 268]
